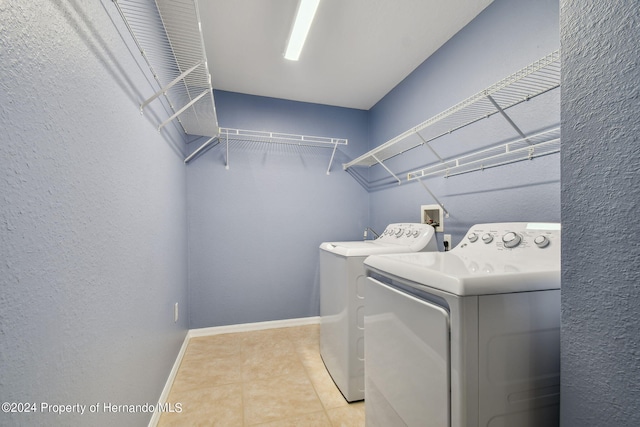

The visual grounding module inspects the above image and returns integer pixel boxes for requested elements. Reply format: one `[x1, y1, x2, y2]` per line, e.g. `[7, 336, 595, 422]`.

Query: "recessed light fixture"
[284, 0, 321, 61]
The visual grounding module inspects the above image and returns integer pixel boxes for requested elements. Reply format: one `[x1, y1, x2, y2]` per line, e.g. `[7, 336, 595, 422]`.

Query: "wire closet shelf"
[113, 0, 219, 137]
[343, 50, 561, 183]
[202, 128, 348, 175]
[113, 0, 349, 169]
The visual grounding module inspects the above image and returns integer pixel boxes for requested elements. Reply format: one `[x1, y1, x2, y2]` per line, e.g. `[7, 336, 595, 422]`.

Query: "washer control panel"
[376, 223, 437, 250]
[456, 222, 560, 253]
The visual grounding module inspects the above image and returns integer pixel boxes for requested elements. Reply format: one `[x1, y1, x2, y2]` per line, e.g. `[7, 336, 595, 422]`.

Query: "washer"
[363, 222, 561, 426]
[320, 223, 437, 402]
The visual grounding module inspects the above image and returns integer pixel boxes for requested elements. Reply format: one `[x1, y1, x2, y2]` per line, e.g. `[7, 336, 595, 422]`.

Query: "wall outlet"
[444, 234, 452, 251]
[421, 204, 444, 232]
[174, 302, 179, 323]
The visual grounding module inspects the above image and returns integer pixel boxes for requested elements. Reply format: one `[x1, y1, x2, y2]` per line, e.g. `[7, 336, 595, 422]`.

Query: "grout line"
[156, 322, 363, 426]
[288, 325, 346, 427]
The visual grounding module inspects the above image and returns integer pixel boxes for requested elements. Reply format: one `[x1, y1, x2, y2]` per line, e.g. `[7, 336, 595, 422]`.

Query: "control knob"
[395, 228, 403, 237]
[502, 232, 522, 248]
[534, 235, 550, 248]
[467, 232, 479, 243]
[412, 230, 420, 238]
[481, 233, 493, 244]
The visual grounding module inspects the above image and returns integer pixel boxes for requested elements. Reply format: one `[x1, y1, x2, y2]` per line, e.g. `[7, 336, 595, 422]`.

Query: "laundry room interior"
[1, 0, 638, 426]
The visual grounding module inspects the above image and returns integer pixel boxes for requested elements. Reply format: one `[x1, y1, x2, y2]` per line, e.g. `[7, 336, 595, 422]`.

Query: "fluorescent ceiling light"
[284, 0, 320, 61]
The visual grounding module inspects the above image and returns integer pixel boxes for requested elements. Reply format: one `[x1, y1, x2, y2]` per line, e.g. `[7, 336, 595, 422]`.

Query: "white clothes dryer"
[320, 223, 437, 402]
[363, 222, 561, 427]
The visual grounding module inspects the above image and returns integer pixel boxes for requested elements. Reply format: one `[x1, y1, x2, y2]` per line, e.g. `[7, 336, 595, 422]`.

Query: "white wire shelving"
[113, 0, 219, 138]
[112, 0, 348, 170]
[343, 50, 561, 183]
[187, 128, 348, 174]
[407, 127, 560, 180]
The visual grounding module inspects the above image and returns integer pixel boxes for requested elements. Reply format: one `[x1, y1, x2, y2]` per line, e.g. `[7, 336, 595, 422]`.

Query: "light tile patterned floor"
[158, 324, 364, 426]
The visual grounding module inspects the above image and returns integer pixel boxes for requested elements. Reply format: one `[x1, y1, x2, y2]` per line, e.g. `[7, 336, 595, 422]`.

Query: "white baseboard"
[148, 332, 190, 427]
[188, 316, 320, 338]
[149, 316, 320, 426]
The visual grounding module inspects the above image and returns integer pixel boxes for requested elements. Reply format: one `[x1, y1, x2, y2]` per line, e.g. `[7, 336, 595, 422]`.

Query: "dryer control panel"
[456, 222, 561, 254]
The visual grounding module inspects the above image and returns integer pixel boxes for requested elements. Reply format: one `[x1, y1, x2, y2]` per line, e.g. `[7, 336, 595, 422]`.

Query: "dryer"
[320, 223, 437, 402]
[363, 222, 561, 426]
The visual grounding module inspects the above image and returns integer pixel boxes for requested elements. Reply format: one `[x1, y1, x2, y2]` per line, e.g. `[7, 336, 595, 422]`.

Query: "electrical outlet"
[444, 234, 452, 251]
[174, 302, 179, 323]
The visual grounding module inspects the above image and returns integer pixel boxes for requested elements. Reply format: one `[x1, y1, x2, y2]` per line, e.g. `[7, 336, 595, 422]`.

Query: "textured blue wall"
[367, 0, 561, 246]
[186, 0, 561, 329]
[560, 1, 640, 425]
[186, 91, 369, 328]
[0, 1, 188, 425]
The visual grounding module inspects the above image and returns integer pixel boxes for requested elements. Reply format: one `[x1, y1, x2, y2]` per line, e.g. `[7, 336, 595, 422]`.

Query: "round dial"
[481, 233, 493, 244]
[502, 232, 522, 248]
[412, 230, 420, 238]
[405, 229, 412, 237]
[467, 232, 478, 242]
[395, 228, 403, 237]
[534, 235, 550, 248]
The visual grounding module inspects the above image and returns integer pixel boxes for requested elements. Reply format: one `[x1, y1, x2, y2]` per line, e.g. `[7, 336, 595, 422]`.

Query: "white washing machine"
[320, 223, 437, 402]
[363, 222, 561, 427]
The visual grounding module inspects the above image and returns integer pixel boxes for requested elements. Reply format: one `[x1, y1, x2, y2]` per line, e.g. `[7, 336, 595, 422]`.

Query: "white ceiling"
[199, 0, 494, 110]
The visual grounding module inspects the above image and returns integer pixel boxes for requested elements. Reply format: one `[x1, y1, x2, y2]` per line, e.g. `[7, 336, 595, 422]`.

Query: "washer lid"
[320, 241, 415, 257]
[320, 223, 437, 256]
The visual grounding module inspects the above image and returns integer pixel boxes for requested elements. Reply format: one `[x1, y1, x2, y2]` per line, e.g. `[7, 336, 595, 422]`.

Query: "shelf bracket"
[326, 140, 339, 175]
[157, 89, 209, 132]
[486, 94, 530, 144]
[184, 135, 218, 164]
[417, 178, 449, 217]
[406, 128, 560, 180]
[140, 61, 203, 113]
[416, 131, 445, 163]
[225, 130, 230, 170]
[372, 154, 402, 185]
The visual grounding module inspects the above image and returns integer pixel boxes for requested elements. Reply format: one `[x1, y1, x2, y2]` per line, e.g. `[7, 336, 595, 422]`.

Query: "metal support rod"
[326, 140, 339, 175]
[184, 135, 217, 164]
[486, 94, 530, 144]
[364, 227, 380, 240]
[225, 131, 229, 170]
[417, 178, 449, 217]
[140, 61, 203, 112]
[157, 89, 209, 131]
[416, 131, 445, 163]
[372, 154, 402, 185]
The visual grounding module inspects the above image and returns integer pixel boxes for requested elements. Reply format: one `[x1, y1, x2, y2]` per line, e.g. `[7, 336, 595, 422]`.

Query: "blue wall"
[186, 91, 369, 328]
[560, 1, 640, 425]
[12, 0, 632, 425]
[0, 1, 188, 425]
[186, 0, 561, 329]
[367, 0, 561, 245]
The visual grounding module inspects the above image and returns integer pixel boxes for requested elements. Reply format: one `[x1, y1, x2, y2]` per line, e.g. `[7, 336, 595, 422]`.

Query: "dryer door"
[365, 277, 451, 427]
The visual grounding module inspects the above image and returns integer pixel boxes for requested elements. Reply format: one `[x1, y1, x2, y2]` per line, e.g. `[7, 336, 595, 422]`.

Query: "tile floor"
[158, 324, 365, 426]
